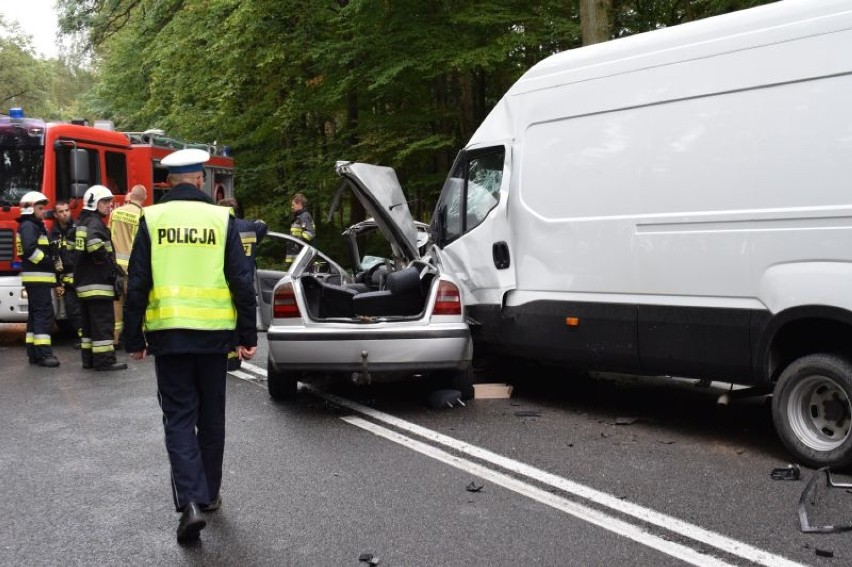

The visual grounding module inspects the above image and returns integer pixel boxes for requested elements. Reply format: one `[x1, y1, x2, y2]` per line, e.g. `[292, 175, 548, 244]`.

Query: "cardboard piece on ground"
[474, 383, 514, 399]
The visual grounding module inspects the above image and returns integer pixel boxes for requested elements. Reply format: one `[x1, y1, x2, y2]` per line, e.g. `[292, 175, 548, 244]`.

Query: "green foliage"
[57, 0, 776, 254]
[1, 15, 94, 120]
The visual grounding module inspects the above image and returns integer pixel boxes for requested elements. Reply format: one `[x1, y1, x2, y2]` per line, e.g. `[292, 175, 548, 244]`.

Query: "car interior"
[301, 262, 437, 319]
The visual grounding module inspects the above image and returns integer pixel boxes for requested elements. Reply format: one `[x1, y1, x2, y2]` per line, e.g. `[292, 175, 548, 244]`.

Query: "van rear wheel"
[267, 357, 298, 401]
[772, 353, 852, 468]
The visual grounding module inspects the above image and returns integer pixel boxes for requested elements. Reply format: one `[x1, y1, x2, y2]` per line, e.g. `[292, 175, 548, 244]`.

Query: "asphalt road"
[1, 324, 850, 566]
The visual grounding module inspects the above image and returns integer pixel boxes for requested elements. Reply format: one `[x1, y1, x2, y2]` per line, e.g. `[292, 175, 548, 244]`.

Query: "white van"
[431, 0, 852, 468]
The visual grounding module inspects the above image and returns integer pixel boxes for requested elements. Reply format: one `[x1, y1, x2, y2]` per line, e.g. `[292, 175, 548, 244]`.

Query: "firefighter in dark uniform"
[49, 199, 83, 345]
[124, 149, 257, 544]
[283, 192, 315, 268]
[75, 185, 127, 372]
[217, 197, 267, 371]
[17, 191, 60, 367]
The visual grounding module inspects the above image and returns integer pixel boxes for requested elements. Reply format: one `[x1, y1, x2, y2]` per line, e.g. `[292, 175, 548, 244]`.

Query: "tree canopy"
[56, 0, 775, 250]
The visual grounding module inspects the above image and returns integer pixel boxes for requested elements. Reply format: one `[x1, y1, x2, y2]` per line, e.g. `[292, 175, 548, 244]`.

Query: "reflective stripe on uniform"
[21, 271, 55, 283]
[81, 337, 93, 351]
[33, 334, 52, 346]
[92, 340, 114, 354]
[86, 238, 105, 253]
[115, 252, 131, 268]
[28, 249, 45, 263]
[76, 284, 114, 298]
[25, 332, 34, 344]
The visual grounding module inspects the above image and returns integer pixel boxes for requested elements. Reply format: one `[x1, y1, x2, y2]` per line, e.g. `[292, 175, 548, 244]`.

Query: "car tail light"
[273, 282, 301, 318]
[433, 280, 461, 316]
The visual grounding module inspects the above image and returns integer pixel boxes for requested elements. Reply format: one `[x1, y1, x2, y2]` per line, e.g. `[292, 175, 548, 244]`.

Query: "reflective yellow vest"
[143, 201, 236, 331]
[110, 202, 144, 273]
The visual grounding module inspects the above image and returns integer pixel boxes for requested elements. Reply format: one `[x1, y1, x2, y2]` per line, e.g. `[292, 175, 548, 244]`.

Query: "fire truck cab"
[0, 108, 234, 323]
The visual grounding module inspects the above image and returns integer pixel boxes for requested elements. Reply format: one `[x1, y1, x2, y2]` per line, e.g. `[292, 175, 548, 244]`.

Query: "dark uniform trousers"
[156, 353, 227, 511]
[25, 285, 55, 361]
[63, 285, 83, 338]
[80, 299, 118, 369]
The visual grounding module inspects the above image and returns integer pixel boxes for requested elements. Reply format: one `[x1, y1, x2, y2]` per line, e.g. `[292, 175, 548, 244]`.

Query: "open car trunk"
[300, 264, 437, 321]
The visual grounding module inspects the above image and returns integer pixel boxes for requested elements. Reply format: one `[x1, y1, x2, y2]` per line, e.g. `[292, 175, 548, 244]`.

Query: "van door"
[432, 145, 515, 337]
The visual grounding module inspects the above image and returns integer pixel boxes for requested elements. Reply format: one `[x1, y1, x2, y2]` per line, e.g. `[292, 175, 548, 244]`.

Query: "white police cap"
[161, 148, 210, 173]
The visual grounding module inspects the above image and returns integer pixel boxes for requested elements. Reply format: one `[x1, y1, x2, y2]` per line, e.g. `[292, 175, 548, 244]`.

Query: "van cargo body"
[431, 0, 852, 467]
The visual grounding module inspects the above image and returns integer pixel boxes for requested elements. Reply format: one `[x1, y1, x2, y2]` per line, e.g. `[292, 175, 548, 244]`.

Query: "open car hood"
[335, 162, 420, 261]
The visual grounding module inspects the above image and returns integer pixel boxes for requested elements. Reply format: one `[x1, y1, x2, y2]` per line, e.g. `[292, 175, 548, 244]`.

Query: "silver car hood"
[335, 162, 420, 261]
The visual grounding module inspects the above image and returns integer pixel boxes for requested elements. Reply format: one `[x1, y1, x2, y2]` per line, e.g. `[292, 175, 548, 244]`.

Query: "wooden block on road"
[474, 383, 514, 399]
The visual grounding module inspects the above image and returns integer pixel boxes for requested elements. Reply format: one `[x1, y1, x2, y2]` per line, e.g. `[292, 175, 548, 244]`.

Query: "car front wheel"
[267, 357, 298, 401]
[772, 353, 852, 468]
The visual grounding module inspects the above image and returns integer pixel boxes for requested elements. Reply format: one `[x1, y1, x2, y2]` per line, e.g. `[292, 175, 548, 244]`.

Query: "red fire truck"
[0, 108, 235, 323]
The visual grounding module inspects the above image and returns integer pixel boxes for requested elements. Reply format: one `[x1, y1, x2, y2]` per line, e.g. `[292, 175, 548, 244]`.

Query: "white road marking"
[230, 369, 260, 381]
[343, 416, 734, 567]
[233, 362, 804, 567]
[240, 361, 267, 376]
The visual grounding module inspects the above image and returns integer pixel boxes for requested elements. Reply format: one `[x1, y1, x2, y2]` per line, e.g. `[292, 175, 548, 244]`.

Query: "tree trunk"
[580, 0, 611, 46]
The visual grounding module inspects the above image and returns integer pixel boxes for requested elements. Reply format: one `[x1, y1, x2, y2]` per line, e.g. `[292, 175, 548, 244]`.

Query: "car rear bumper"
[267, 325, 471, 372]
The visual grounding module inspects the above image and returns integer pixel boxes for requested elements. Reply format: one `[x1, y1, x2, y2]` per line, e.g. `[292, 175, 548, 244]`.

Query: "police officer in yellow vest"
[17, 191, 60, 367]
[109, 183, 147, 345]
[123, 149, 257, 544]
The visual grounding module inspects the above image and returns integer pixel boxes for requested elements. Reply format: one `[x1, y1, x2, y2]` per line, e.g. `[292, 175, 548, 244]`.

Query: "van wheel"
[772, 353, 852, 468]
[267, 357, 298, 401]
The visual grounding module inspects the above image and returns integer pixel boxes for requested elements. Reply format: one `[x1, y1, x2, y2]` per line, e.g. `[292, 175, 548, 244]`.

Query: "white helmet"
[19, 191, 49, 215]
[82, 185, 114, 211]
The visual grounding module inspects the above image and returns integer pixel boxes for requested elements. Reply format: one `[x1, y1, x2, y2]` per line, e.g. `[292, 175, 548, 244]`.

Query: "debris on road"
[614, 417, 639, 425]
[474, 383, 514, 399]
[359, 552, 381, 565]
[815, 548, 834, 558]
[514, 410, 542, 418]
[770, 464, 801, 481]
[466, 481, 484, 493]
[799, 467, 852, 533]
[426, 389, 465, 409]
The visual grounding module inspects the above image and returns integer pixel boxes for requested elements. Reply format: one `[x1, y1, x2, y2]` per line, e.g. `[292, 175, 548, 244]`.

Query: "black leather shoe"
[37, 357, 60, 368]
[177, 502, 206, 543]
[201, 494, 221, 512]
[95, 362, 128, 371]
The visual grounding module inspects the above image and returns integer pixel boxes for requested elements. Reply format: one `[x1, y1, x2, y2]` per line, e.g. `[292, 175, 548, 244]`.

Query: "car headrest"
[386, 266, 420, 294]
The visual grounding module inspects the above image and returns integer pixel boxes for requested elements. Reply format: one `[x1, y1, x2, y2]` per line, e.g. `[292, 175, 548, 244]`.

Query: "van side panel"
[487, 23, 852, 382]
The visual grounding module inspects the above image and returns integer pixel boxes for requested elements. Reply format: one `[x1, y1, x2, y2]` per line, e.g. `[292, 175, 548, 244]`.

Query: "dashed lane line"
[234, 361, 804, 567]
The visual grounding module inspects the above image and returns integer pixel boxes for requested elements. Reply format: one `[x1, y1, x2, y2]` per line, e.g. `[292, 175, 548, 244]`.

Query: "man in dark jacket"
[124, 149, 257, 544]
[49, 199, 83, 345]
[17, 191, 60, 367]
[75, 185, 127, 372]
[217, 197, 267, 370]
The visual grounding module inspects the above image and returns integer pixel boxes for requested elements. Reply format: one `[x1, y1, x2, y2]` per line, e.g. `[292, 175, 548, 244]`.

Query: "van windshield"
[0, 147, 45, 206]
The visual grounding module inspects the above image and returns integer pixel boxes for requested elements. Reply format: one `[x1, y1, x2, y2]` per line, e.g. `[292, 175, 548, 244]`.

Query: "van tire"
[772, 353, 852, 468]
[267, 357, 298, 401]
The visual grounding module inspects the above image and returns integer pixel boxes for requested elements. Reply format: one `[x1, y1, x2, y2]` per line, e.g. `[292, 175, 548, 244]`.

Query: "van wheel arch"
[759, 306, 852, 384]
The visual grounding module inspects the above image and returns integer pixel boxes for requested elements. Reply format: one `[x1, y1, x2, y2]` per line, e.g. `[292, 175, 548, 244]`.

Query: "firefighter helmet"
[82, 185, 114, 211]
[19, 191, 49, 215]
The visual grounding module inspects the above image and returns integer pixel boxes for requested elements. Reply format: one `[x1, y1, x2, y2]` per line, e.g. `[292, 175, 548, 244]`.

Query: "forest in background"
[3, 0, 775, 252]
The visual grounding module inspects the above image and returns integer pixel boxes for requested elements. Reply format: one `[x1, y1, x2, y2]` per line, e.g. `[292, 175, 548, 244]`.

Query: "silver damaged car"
[260, 162, 473, 401]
